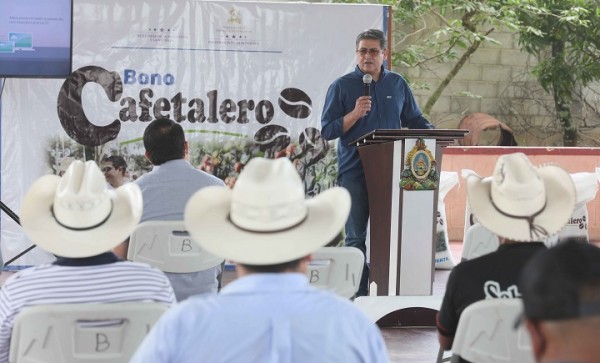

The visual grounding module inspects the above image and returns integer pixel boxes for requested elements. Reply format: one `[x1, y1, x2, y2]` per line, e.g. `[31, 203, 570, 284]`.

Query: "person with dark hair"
[142, 118, 186, 165]
[517, 239, 600, 363]
[131, 157, 389, 363]
[436, 153, 576, 362]
[321, 28, 434, 296]
[132, 117, 225, 301]
[101, 155, 128, 188]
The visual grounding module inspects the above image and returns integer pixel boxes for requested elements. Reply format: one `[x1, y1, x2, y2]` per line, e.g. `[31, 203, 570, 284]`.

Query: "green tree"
[515, 0, 600, 146]
[392, 0, 521, 116]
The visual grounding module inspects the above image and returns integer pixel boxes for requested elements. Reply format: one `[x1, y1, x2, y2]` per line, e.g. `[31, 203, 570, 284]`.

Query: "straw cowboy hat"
[21, 160, 142, 258]
[466, 152, 576, 242]
[184, 157, 350, 265]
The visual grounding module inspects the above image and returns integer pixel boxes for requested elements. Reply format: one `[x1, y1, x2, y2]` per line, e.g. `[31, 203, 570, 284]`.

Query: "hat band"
[490, 193, 548, 240]
[228, 212, 308, 234]
[50, 202, 113, 231]
[230, 199, 307, 232]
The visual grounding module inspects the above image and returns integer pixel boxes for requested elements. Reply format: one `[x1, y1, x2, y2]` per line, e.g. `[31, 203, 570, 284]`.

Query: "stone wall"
[394, 22, 599, 146]
[398, 28, 548, 130]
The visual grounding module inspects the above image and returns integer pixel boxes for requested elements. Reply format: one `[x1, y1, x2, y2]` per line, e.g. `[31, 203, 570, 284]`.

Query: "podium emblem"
[400, 138, 439, 190]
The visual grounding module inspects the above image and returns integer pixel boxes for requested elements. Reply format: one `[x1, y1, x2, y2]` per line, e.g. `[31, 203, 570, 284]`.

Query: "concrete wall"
[399, 28, 560, 136]
[395, 25, 599, 146]
[441, 147, 600, 242]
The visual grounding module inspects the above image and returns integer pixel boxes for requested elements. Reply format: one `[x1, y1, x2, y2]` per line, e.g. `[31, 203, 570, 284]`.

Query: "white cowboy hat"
[184, 157, 350, 265]
[21, 160, 142, 258]
[466, 152, 576, 242]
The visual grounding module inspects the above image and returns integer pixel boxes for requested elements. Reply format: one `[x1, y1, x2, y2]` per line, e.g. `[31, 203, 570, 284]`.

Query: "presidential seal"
[400, 138, 439, 190]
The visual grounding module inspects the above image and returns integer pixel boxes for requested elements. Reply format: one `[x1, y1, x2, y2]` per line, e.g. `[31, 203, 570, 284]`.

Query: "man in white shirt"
[131, 157, 390, 363]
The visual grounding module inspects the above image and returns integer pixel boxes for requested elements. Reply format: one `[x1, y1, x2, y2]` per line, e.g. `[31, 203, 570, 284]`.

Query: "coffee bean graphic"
[299, 127, 329, 164]
[278, 88, 312, 119]
[299, 127, 325, 151]
[254, 125, 291, 155]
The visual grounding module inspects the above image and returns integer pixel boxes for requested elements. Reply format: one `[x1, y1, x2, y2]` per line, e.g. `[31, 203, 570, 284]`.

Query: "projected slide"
[0, 0, 72, 78]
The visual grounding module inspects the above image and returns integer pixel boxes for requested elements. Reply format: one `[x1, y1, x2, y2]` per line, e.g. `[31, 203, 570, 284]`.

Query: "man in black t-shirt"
[436, 153, 576, 361]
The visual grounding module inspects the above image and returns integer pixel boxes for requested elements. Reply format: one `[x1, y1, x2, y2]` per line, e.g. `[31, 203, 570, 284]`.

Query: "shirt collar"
[220, 273, 310, 295]
[54, 251, 120, 266]
[354, 65, 388, 81]
[152, 159, 189, 171]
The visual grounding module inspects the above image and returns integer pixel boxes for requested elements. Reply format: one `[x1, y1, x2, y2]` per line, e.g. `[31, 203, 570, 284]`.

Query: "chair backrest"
[450, 299, 534, 363]
[461, 223, 500, 262]
[306, 247, 364, 299]
[128, 220, 224, 273]
[9, 302, 168, 363]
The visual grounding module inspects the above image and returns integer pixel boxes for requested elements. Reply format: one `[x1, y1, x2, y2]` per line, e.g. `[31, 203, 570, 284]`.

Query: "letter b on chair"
[127, 221, 224, 273]
[9, 302, 168, 363]
[306, 247, 364, 299]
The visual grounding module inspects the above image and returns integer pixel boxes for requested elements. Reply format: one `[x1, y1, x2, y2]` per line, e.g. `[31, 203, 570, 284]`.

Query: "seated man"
[129, 117, 225, 301]
[518, 239, 600, 363]
[436, 153, 576, 358]
[101, 154, 129, 188]
[131, 157, 390, 363]
[0, 161, 175, 363]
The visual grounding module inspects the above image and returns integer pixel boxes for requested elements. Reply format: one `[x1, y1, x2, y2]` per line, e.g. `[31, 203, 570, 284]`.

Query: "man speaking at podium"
[321, 28, 434, 297]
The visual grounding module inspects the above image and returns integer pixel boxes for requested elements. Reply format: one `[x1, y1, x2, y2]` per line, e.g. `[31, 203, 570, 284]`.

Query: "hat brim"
[20, 175, 142, 258]
[467, 165, 576, 242]
[184, 186, 350, 265]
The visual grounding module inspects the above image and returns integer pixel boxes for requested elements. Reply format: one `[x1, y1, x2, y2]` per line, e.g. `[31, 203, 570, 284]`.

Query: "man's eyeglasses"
[356, 48, 383, 57]
[101, 166, 114, 173]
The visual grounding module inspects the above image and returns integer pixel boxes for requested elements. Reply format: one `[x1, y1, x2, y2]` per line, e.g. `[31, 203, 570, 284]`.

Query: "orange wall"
[441, 146, 600, 242]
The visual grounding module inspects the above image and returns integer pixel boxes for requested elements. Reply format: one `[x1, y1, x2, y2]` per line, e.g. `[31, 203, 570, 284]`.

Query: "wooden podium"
[351, 129, 468, 323]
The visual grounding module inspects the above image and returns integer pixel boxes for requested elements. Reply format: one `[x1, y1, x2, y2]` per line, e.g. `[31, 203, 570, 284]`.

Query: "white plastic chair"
[9, 302, 168, 363]
[127, 221, 224, 273]
[306, 247, 364, 299]
[450, 299, 535, 363]
[461, 223, 500, 262]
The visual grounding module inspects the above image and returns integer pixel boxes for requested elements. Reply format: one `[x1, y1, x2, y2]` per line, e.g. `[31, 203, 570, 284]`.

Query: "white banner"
[0, 0, 388, 266]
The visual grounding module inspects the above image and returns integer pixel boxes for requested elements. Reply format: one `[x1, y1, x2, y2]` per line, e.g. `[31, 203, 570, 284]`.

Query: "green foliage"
[516, 0, 600, 145]
[384, 0, 527, 116]
[332, 0, 600, 145]
[391, 0, 521, 69]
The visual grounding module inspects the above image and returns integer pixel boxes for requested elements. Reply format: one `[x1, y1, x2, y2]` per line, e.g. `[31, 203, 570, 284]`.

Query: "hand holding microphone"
[344, 74, 373, 131]
[354, 74, 372, 118]
[363, 74, 372, 97]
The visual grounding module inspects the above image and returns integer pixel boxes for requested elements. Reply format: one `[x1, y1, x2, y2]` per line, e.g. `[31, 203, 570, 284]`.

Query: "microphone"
[363, 74, 372, 97]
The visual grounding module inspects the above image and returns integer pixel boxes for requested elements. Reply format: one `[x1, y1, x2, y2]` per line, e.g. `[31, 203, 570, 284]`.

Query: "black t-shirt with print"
[437, 242, 546, 337]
